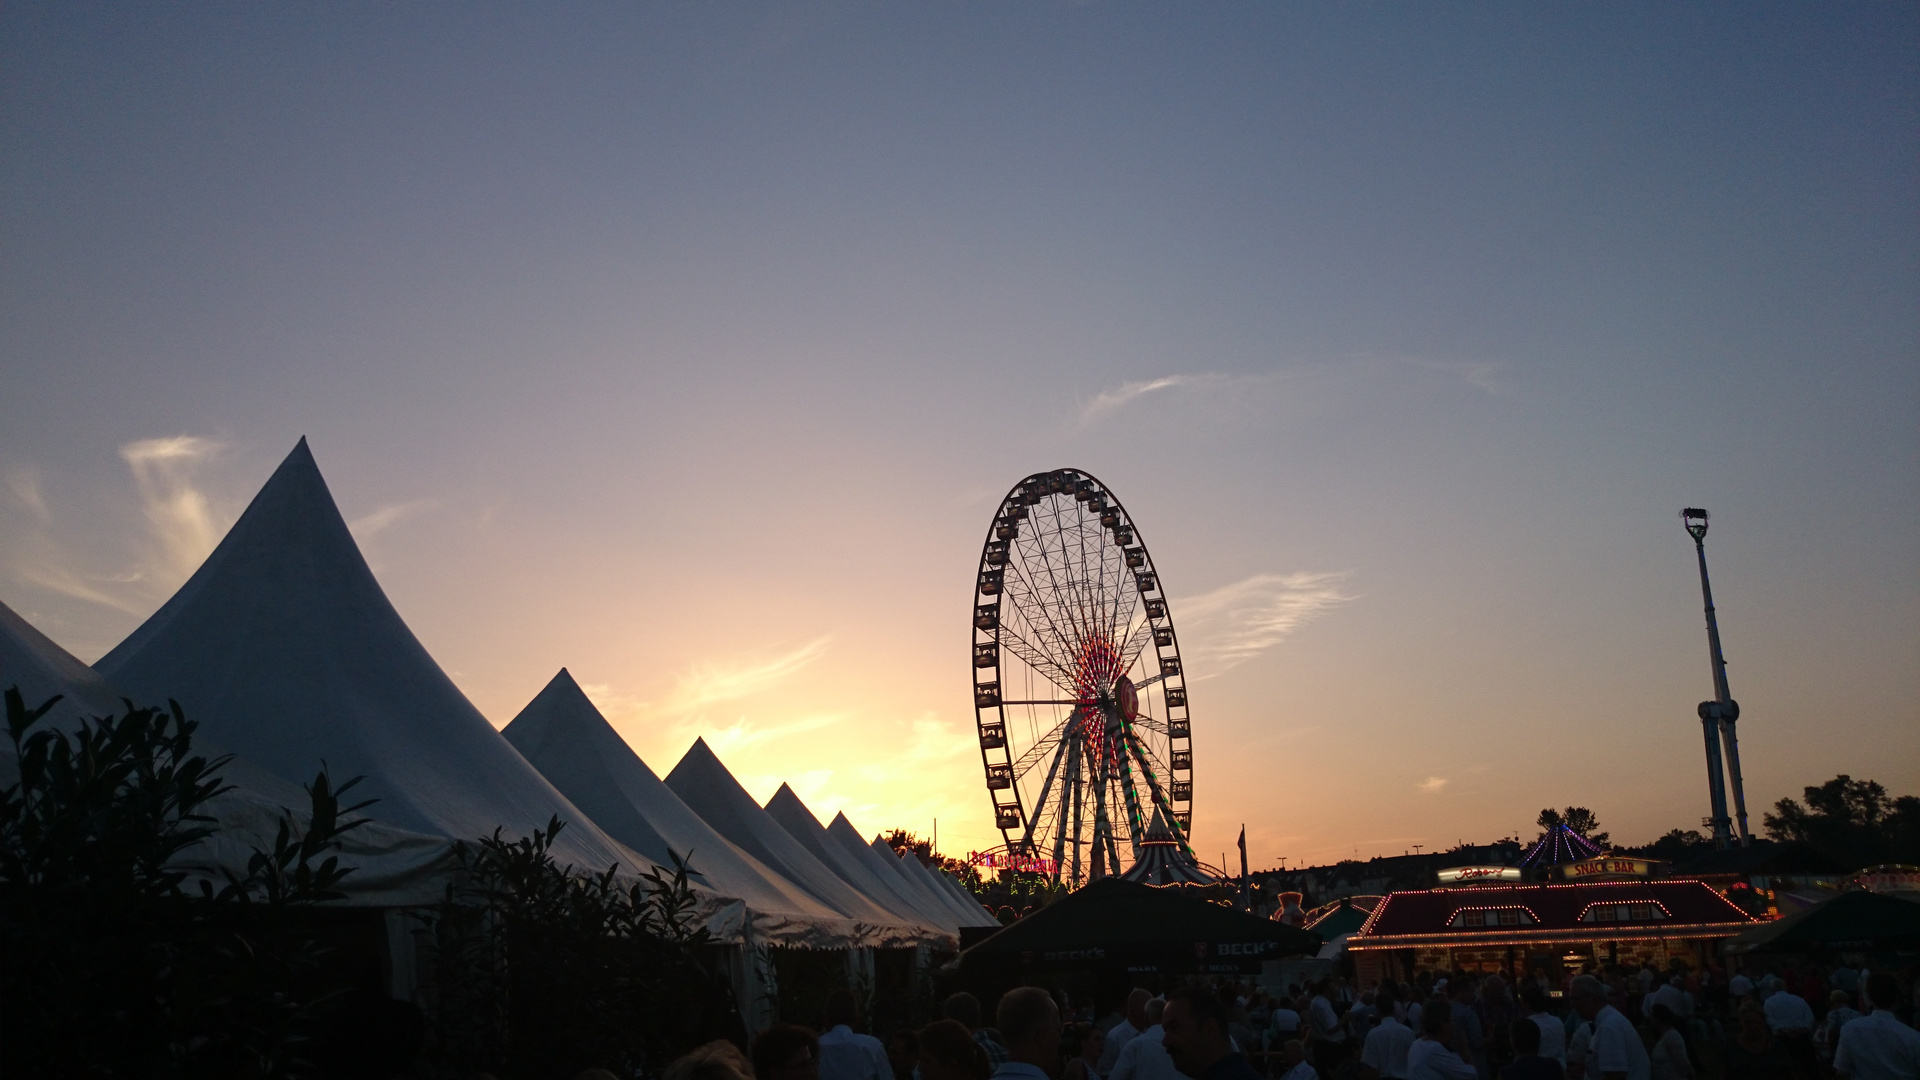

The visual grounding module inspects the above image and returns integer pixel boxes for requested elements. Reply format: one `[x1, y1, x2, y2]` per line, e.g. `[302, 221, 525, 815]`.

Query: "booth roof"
[94, 439, 641, 874]
[504, 669, 864, 942]
[1724, 889, 1920, 954]
[1349, 879, 1756, 950]
[954, 878, 1320, 974]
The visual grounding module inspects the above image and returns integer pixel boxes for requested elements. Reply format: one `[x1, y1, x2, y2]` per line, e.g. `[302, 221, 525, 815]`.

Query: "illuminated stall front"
[1345, 879, 1758, 985]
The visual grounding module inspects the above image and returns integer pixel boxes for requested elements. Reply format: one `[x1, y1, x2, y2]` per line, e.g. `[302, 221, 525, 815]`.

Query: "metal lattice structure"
[970, 468, 1194, 888]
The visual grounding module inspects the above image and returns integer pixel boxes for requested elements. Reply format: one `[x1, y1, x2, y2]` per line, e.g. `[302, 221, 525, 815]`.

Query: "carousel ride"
[966, 468, 1222, 890]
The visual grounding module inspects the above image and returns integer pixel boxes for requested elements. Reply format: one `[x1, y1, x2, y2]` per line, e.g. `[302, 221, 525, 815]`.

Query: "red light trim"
[1576, 899, 1673, 923]
[1445, 904, 1540, 928]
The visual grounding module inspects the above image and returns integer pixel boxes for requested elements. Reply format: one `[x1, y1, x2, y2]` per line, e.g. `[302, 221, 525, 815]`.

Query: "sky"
[2, 3, 1915, 868]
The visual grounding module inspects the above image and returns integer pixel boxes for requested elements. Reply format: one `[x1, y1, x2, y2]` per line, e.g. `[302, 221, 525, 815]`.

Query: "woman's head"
[752, 1025, 820, 1080]
[919, 1019, 989, 1080]
[1060, 1023, 1104, 1065]
[666, 1041, 756, 1080]
[1737, 1002, 1768, 1039]
[1648, 1004, 1675, 1031]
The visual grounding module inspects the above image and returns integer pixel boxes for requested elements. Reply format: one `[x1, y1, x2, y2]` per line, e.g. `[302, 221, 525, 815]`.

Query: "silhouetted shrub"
[0, 687, 371, 1078]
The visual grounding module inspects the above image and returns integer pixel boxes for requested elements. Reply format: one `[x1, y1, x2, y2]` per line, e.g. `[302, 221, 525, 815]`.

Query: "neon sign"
[968, 850, 1059, 874]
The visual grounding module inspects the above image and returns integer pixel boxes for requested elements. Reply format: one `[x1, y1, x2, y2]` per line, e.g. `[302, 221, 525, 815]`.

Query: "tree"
[1764, 774, 1920, 869]
[1536, 806, 1609, 848]
[1640, 828, 1711, 861]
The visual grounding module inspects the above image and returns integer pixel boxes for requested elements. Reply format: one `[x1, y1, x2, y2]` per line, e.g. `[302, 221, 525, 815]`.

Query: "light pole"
[1683, 508, 1750, 848]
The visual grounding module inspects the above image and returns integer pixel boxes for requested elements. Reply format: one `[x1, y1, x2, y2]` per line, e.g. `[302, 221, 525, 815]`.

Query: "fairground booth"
[1345, 856, 1759, 983]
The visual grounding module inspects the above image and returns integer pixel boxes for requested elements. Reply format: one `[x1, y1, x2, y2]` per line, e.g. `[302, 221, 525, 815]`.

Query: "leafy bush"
[0, 687, 370, 1078]
[418, 817, 742, 1080]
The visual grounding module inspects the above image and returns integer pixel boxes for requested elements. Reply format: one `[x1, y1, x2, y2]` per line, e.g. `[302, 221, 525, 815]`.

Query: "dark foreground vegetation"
[0, 687, 736, 1080]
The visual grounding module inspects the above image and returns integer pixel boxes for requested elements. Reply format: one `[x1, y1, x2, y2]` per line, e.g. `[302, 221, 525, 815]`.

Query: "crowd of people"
[590, 958, 1920, 1080]
[1173, 959, 1920, 1080]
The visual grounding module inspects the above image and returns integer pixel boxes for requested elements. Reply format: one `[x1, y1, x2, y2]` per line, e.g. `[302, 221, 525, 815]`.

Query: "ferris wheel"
[970, 468, 1195, 888]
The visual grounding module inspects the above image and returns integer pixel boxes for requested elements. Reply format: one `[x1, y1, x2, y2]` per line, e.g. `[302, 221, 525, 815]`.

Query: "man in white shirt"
[1110, 999, 1177, 1080]
[1097, 990, 1150, 1077]
[1519, 985, 1566, 1068]
[1308, 979, 1348, 1076]
[990, 988, 1061, 1080]
[1833, 972, 1920, 1080]
[1270, 998, 1303, 1045]
[818, 989, 895, 1080]
[1406, 998, 1476, 1080]
[1570, 974, 1649, 1080]
[1275, 1040, 1318, 1080]
[1647, 977, 1691, 1021]
[1764, 977, 1815, 1035]
[1360, 983, 1415, 1080]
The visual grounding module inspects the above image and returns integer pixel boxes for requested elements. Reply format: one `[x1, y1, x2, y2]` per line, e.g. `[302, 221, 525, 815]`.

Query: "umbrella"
[1723, 889, 1920, 954]
[954, 878, 1319, 975]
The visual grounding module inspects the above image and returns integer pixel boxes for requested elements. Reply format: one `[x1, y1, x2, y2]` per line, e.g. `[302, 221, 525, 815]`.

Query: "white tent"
[932, 866, 998, 923]
[879, 836, 1001, 927]
[665, 739, 928, 942]
[2, 599, 131, 729]
[95, 439, 641, 876]
[1, 598, 452, 908]
[502, 669, 863, 946]
[763, 783, 956, 937]
[821, 814, 969, 928]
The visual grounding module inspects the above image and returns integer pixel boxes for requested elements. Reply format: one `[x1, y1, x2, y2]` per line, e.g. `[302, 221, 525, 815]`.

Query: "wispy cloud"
[119, 436, 228, 583]
[580, 638, 835, 750]
[349, 499, 441, 540]
[6, 437, 235, 615]
[1397, 357, 1506, 396]
[1079, 374, 1221, 424]
[7, 468, 50, 524]
[1175, 571, 1355, 676]
[15, 564, 146, 614]
[1417, 776, 1449, 794]
[663, 637, 831, 716]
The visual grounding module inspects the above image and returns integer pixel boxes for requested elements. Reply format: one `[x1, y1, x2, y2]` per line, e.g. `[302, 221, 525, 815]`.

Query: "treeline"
[1626, 775, 1920, 868]
[0, 688, 736, 1080]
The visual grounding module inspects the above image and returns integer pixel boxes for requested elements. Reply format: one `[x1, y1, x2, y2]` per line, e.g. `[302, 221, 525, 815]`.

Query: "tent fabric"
[666, 739, 931, 944]
[1120, 808, 1222, 887]
[503, 670, 861, 946]
[2, 599, 132, 729]
[1723, 889, 1920, 954]
[1, 598, 454, 907]
[935, 868, 998, 923]
[763, 783, 955, 938]
[953, 878, 1320, 975]
[825, 813, 960, 930]
[872, 835, 997, 928]
[95, 438, 642, 875]
[898, 844, 999, 927]
[864, 833, 961, 920]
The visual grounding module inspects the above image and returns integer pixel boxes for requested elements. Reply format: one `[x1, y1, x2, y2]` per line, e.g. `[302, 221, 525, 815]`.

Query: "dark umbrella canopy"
[1724, 889, 1920, 954]
[955, 878, 1320, 975]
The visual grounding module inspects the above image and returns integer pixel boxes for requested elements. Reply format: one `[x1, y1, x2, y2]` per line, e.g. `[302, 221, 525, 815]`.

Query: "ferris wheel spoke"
[1016, 732, 1073, 855]
[1010, 719, 1070, 779]
[995, 623, 1081, 691]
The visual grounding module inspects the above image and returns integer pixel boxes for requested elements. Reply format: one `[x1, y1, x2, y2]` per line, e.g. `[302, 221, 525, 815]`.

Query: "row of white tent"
[1, 439, 996, 1008]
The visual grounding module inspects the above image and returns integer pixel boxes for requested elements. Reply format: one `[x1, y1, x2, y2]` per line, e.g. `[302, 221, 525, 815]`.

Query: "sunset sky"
[3, 3, 1915, 867]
